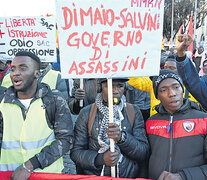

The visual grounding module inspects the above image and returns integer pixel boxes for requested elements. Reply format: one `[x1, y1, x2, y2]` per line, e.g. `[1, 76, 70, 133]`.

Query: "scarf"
[95, 93, 125, 153]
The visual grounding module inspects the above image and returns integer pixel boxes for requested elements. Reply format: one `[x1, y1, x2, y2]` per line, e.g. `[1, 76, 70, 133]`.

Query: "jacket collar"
[3, 83, 50, 105]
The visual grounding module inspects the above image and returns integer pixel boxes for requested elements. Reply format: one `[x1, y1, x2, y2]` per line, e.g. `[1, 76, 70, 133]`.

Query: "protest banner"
[56, 0, 164, 79]
[56, 1, 164, 176]
[0, 16, 56, 62]
[0, 171, 153, 180]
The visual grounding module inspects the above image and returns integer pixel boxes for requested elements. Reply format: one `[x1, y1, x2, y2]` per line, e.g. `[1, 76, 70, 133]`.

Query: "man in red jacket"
[146, 69, 207, 180]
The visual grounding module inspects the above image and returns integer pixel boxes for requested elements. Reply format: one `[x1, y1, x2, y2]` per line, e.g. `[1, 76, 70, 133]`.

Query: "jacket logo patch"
[183, 121, 195, 133]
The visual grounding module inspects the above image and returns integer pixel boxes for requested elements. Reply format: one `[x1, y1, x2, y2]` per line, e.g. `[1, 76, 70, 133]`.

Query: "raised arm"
[176, 34, 207, 110]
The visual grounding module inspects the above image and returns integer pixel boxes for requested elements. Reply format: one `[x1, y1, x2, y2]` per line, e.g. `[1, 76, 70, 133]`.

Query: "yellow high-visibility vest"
[41, 69, 59, 90]
[0, 98, 63, 172]
[1, 73, 12, 88]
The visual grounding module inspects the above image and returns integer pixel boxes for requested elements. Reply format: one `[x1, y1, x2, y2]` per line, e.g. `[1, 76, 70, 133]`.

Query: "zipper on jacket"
[168, 115, 173, 172]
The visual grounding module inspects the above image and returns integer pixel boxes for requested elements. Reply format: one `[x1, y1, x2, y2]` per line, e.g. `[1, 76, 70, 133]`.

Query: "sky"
[0, 0, 56, 17]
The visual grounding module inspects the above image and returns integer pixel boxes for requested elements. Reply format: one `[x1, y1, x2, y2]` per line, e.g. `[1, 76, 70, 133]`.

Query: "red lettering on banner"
[61, 4, 116, 29]
[122, 57, 128, 71]
[68, 60, 120, 75]
[119, 10, 157, 30]
[147, 14, 157, 31]
[95, 61, 103, 73]
[94, 8, 103, 25]
[67, 31, 110, 49]
[131, 0, 163, 9]
[113, 31, 125, 46]
[62, 7, 73, 30]
[86, 62, 95, 73]
[79, 61, 86, 75]
[67, 32, 80, 48]
[61, 4, 160, 32]
[67, 52, 148, 75]
[101, 31, 110, 46]
[119, 8, 128, 28]
[138, 12, 148, 30]
[90, 46, 102, 60]
[112, 61, 119, 72]
[81, 32, 92, 47]
[103, 61, 111, 74]
[7, 29, 47, 38]
[103, 8, 115, 26]
[113, 31, 142, 46]
[69, 61, 78, 75]
[128, 57, 139, 70]
[73, 3, 78, 26]
[80, 7, 93, 26]
[5, 18, 36, 28]
[58, 1, 162, 77]
[141, 51, 147, 69]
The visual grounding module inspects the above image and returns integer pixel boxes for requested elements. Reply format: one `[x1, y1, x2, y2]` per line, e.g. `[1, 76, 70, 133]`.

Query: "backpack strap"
[125, 103, 135, 128]
[88, 103, 97, 136]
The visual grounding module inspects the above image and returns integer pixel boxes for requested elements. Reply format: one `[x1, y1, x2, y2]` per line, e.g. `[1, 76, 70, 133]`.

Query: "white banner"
[56, 0, 164, 78]
[0, 16, 57, 62]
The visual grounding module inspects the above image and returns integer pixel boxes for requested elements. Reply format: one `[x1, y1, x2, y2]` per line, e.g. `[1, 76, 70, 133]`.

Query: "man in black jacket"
[146, 69, 207, 180]
[71, 78, 149, 178]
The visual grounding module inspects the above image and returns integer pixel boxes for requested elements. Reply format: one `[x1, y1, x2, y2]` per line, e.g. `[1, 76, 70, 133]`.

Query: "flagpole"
[188, 12, 193, 55]
[193, 0, 197, 49]
[193, 0, 197, 40]
[171, 0, 174, 45]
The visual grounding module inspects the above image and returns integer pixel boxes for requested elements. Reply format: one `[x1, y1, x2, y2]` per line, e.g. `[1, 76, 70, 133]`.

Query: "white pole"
[107, 78, 115, 177]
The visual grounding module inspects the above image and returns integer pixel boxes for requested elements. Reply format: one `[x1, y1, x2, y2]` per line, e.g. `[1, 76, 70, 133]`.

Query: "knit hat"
[152, 69, 184, 98]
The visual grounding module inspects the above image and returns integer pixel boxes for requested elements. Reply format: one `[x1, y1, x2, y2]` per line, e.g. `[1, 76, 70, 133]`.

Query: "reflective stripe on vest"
[1, 73, 12, 88]
[0, 98, 63, 172]
[41, 69, 59, 90]
[0, 163, 22, 171]
[2, 132, 55, 150]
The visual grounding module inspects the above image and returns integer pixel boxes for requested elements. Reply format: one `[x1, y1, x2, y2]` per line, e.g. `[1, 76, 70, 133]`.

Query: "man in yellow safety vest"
[0, 51, 74, 180]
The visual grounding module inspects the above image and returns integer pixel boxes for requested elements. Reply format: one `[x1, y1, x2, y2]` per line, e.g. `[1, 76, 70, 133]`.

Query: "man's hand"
[11, 160, 34, 180]
[74, 88, 85, 101]
[158, 171, 182, 180]
[176, 34, 193, 57]
[103, 150, 119, 166]
[107, 123, 121, 142]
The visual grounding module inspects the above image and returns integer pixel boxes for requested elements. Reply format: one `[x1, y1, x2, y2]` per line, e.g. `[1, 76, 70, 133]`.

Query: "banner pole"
[107, 78, 115, 177]
[79, 78, 83, 107]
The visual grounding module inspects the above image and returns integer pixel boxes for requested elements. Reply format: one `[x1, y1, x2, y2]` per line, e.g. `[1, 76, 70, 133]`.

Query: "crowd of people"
[0, 34, 207, 180]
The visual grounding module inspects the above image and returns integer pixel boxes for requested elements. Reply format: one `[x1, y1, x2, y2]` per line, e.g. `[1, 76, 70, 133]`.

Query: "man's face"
[164, 61, 177, 73]
[157, 78, 183, 114]
[10, 56, 39, 93]
[198, 47, 204, 54]
[101, 80, 126, 103]
[41, 62, 49, 70]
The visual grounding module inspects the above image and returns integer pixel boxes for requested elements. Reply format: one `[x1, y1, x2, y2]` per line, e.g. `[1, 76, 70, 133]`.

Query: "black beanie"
[152, 69, 184, 98]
